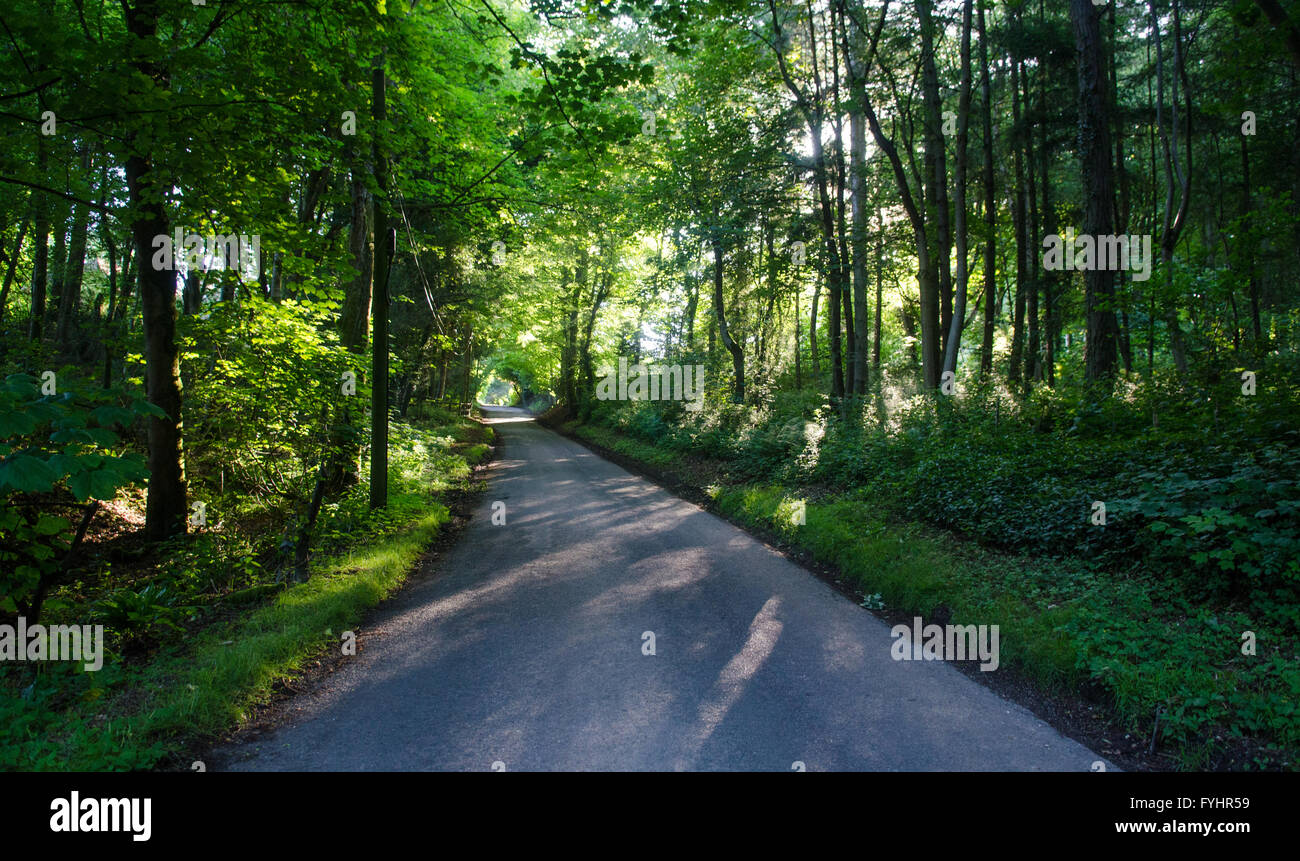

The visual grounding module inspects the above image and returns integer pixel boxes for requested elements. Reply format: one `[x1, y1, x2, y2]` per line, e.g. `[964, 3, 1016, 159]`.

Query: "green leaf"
[0, 454, 61, 493]
[0, 410, 38, 438]
[92, 405, 136, 427]
[132, 400, 168, 420]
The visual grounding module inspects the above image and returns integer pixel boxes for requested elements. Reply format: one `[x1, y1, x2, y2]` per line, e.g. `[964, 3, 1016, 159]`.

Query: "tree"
[1071, 0, 1120, 382]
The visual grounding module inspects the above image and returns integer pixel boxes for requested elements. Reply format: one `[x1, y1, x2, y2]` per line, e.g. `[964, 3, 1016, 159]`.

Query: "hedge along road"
[215, 406, 1111, 771]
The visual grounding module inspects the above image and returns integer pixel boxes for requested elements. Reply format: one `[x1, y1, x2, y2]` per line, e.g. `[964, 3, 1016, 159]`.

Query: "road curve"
[216, 406, 1109, 771]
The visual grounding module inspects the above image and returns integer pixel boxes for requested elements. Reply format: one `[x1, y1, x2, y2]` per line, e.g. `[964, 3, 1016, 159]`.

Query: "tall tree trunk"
[125, 0, 187, 541]
[1038, 0, 1059, 386]
[100, 211, 117, 389]
[767, 0, 844, 397]
[1009, 46, 1028, 385]
[1074, 0, 1120, 382]
[370, 59, 390, 509]
[943, 0, 974, 379]
[0, 216, 29, 326]
[1024, 57, 1041, 387]
[830, 7, 855, 396]
[858, 63, 940, 386]
[48, 211, 68, 331]
[684, 275, 699, 352]
[57, 147, 92, 348]
[808, 266, 820, 378]
[340, 167, 373, 353]
[28, 137, 49, 342]
[919, 0, 953, 361]
[712, 228, 744, 402]
[461, 320, 474, 409]
[794, 278, 803, 388]
[580, 268, 610, 416]
[1109, 2, 1134, 376]
[849, 106, 870, 395]
[978, 0, 996, 377]
[1151, 0, 1191, 377]
[874, 221, 883, 370]
[1240, 127, 1262, 349]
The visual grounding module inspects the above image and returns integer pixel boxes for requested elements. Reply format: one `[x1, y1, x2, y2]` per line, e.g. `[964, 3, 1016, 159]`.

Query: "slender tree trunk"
[1038, 0, 1058, 386]
[182, 271, 202, 315]
[978, 0, 996, 377]
[794, 280, 802, 388]
[768, 1, 843, 396]
[900, 300, 919, 368]
[370, 59, 390, 509]
[861, 83, 939, 387]
[1024, 58, 1041, 388]
[919, 0, 953, 360]
[1240, 129, 1262, 348]
[28, 139, 49, 342]
[713, 228, 744, 402]
[100, 214, 117, 388]
[461, 320, 473, 409]
[874, 223, 883, 370]
[125, 0, 187, 541]
[850, 107, 870, 395]
[579, 265, 610, 415]
[1009, 46, 1028, 385]
[809, 264, 820, 377]
[57, 149, 92, 348]
[1150, 0, 1191, 377]
[943, 0, 974, 380]
[830, 8, 855, 396]
[1109, 2, 1134, 376]
[48, 212, 68, 331]
[0, 216, 29, 326]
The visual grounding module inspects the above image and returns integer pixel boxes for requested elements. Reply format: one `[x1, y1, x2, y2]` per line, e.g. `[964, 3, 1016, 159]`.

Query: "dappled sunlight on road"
[674, 596, 784, 769]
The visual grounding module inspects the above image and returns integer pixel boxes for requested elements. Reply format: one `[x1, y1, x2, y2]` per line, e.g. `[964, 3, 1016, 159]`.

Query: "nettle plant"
[0, 373, 157, 624]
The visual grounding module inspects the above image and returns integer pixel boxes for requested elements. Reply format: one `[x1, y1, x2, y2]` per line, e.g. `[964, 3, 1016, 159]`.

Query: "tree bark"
[919, 0, 953, 361]
[978, 0, 996, 377]
[1073, 0, 1120, 382]
[1009, 46, 1028, 385]
[28, 139, 49, 342]
[849, 104, 870, 395]
[125, 0, 188, 541]
[943, 0, 974, 379]
[370, 59, 390, 509]
[712, 227, 744, 402]
[0, 216, 28, 327]
[1151, 0, 1191, 377]
[57, 146, 92, 349]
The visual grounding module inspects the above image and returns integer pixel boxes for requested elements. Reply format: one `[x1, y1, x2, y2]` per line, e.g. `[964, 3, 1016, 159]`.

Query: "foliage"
[0, 374, 157, 619]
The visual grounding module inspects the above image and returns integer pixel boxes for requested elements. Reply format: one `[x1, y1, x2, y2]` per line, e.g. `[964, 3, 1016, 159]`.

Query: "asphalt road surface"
[216, 405, 1109, 771]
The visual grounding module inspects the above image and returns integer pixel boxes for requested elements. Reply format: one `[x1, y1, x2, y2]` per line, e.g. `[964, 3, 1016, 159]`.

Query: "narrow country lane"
[216, 406, 1110, 772]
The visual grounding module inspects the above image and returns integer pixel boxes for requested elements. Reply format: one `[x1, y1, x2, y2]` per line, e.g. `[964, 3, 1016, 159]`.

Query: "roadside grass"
[566, 420, 677, 469]
[564, 420, 1299, 771]
[0, 414, 489, 771]
[139, 502, 449, 762]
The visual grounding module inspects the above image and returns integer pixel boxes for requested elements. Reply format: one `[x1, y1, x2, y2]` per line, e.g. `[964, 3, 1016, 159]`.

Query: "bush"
[0, 373, 156, 621]
[582, 371, 1300, 625]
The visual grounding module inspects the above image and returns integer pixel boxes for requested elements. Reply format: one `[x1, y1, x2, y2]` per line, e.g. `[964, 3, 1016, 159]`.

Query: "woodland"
[1, 0, 1298, 769]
